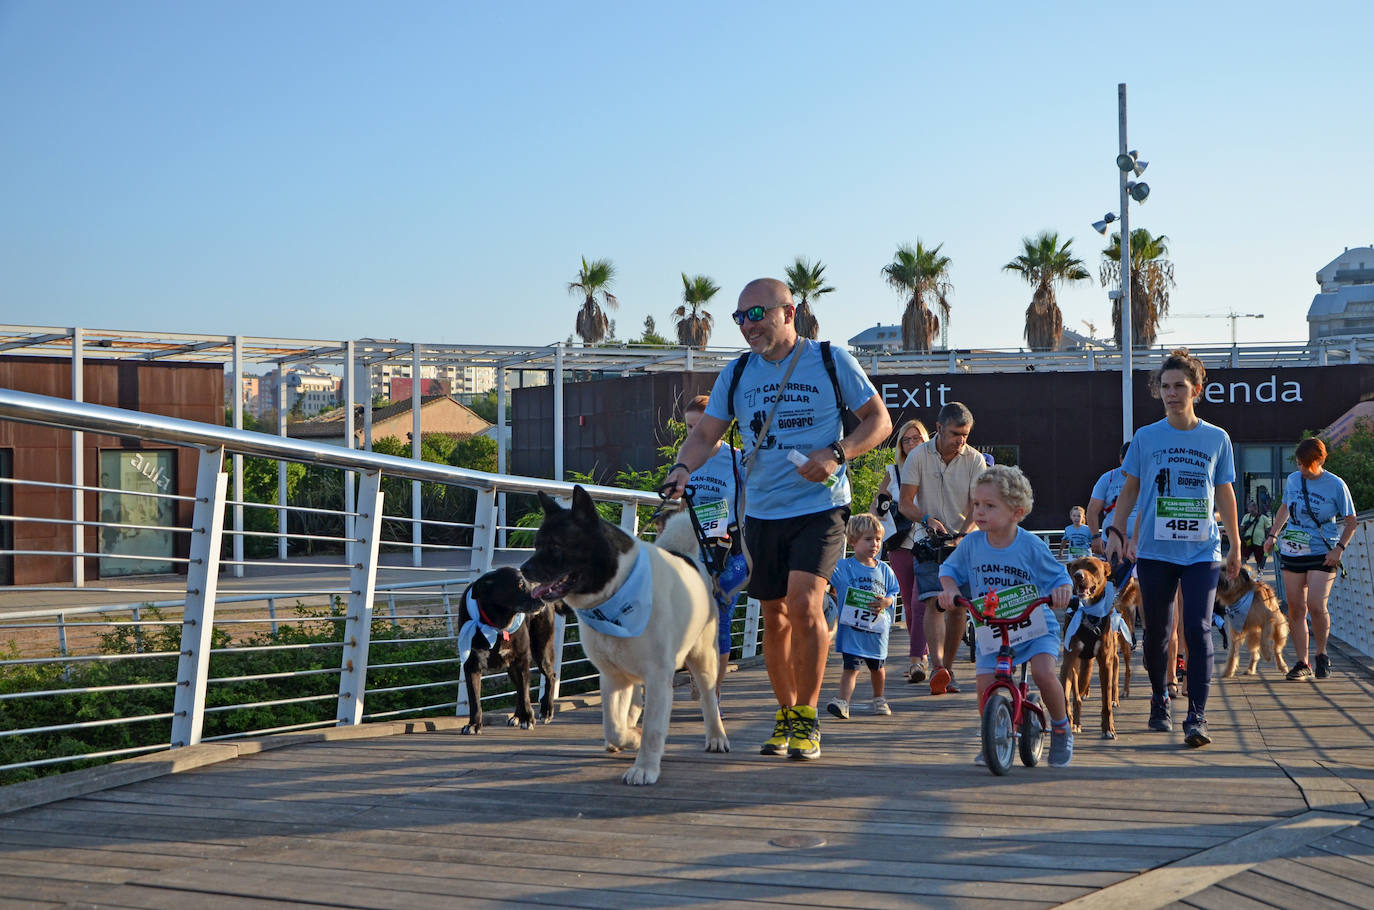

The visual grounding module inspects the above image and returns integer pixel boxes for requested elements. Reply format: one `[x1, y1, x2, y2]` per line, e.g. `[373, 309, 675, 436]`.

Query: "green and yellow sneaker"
[788, 704, 821, 760]
[760, 706, 792, 755]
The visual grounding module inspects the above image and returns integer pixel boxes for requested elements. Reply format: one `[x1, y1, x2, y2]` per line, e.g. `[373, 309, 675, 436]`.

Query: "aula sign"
[1202, 375, 1303, 404]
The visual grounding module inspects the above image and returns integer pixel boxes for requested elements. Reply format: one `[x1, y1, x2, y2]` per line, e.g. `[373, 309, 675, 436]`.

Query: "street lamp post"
[1092, 84, 1150, 445]
[1117, 83, 1133, 446]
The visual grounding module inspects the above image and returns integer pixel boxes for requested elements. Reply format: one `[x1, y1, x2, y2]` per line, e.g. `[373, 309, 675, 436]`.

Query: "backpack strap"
[725, 352, 749, 420]
[727, 340, 855, 434]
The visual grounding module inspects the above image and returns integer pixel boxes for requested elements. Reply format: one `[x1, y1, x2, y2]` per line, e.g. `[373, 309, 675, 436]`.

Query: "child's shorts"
[975, 630, 1061, 675]
[842, 653, 885, 672]
[717, 600, 737, 655]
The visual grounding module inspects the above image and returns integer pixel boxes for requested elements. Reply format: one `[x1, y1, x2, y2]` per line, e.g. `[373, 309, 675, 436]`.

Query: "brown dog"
[1216, 568, 1290, 678]
[1112, 574, 1140, 699]
[1061, 556, 1131, 739]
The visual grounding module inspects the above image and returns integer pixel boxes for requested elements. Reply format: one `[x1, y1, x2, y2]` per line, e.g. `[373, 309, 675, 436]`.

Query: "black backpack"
[723, 340, 860, 436]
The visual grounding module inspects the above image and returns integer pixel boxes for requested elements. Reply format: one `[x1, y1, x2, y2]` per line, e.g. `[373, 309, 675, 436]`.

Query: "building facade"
[1309, 245, 1374, 343]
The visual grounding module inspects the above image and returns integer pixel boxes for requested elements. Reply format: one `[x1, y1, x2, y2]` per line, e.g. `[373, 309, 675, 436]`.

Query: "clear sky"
[2, 1, 1370, 353]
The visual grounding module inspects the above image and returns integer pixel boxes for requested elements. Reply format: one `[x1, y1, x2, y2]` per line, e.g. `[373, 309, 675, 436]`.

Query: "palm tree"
[783, 257, 835, 340]
[672, 273, 719, 349]
[568, 256, 619, 345]
[1100, 228, 1176, 348]
[882, 241, 952, 352]
[1003, 231, 1091, 352]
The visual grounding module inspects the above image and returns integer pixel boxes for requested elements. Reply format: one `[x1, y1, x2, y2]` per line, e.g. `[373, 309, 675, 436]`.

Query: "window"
[99, 450, 177, 577]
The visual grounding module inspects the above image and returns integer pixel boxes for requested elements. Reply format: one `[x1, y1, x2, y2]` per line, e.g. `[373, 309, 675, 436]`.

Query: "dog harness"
[577, 549, 654, 638]
[1063, 581, 1134, 649]
[457, 589, 527, 670]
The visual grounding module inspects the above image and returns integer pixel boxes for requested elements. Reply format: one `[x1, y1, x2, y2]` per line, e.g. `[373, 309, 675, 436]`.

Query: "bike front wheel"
[981, 690, 1015, 775]
[1019, 693, 1045, 767]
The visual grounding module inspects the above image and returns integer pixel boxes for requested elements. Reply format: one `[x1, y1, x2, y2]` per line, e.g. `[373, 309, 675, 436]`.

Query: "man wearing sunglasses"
[664, 278, 892, 761]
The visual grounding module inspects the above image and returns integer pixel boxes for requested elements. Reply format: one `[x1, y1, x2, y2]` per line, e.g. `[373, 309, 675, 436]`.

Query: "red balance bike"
[954, 593, 1051, 776]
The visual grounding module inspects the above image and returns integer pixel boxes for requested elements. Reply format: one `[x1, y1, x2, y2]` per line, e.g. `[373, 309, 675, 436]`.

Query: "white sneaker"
[973, 751, 986, 766]
[826, 698, 850, 720]
[871, 696, 892, 715]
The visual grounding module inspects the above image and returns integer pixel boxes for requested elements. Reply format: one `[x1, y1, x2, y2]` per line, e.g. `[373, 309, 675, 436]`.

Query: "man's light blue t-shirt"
[1280, 469, 1354, 557]
[830, 557, 900, 660]
[705, 339, 878, 520]
[938, 528, 1068, 638]
[1091, 467, 1137, 538]
[1122, 418, 1236, 565]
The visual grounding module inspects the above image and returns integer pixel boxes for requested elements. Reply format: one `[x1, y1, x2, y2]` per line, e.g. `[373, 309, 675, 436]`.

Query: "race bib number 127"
[838, 587, 886, 632]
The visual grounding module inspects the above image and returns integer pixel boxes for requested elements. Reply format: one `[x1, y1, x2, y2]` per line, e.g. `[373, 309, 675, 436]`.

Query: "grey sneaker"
[1049, 728, 1074, 768]
[826, 698, 850, 720]
[1148, 695, 1172, 732]
[1315, 653, 1330, 679]
[871, 696, 891, 716]
[906, 658, 929, 684]
[1183, 715, 1212, 748]
[973, 750, 986, 767]
[1287, 661, 1313, 681]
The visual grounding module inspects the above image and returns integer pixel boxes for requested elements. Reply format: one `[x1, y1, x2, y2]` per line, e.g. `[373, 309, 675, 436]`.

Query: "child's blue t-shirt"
[1062, 524, 1094, 553]
[938, 528, 1068, 640]
[1122, 418, 1236, 565]
[688, 444, 744, 535]
[704, 339, 878, 520]
[1090, 467, 1137, 538]
[1278, 470, 1354, 557]
[830, 557, 899, 660]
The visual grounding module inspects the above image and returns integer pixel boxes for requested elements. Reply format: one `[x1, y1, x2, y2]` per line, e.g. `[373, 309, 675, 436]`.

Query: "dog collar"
[457, 589, 528, 669]
[576, 549, 654, 639]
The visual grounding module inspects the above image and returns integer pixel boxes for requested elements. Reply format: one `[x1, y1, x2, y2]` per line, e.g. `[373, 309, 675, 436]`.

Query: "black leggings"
[1136, 558, 1221, 717]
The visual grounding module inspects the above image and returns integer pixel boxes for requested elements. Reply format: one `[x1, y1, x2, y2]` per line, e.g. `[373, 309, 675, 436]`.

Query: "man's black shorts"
[744, 507, 849, 601]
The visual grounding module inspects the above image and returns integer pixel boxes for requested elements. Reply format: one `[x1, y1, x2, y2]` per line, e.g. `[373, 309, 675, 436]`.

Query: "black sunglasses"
[731, 303, 789, 326]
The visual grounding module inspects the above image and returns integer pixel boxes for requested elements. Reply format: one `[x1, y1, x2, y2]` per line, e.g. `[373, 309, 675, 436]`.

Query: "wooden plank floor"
[1, 639, 1372, 909]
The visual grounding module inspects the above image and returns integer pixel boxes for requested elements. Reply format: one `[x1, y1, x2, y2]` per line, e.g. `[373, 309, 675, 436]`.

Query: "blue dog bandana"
[1064, 580, 1133, 647]
[457, 588, 527, 669]
[576, 549, 654, 638]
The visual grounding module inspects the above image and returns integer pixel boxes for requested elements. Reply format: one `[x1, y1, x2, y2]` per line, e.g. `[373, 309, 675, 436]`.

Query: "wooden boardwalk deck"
[1, 641, 1372, 909]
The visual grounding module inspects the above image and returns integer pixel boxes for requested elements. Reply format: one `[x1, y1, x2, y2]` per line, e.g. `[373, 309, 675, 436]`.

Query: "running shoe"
[1183, 715, 1211, 748]
[929, 666, 952, 695]
[1148, 694, 1172, 732]
[944, 672, 961, 694]
[871, 696, 891, 716]
[826, 698, 850, 720]
[760, 706, 792, 755]
[1286, 661, 1314, 681]
[1176, 657, 1186, 681]
[1315, 653, 1331, 679]
[1049, 728, 1074, 767]
[788, 705, 821, 760]
[907, 658, 929, 684]
[973, 750, 986, 767]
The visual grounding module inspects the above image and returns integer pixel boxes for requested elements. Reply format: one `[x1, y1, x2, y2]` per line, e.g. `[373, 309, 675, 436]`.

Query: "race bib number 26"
[1154, 497, 1210, 541]
[692, 499, 730, 538]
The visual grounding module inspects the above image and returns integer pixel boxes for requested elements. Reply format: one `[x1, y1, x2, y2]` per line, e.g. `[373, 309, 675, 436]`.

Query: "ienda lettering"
[1203, 375, 1302, 405]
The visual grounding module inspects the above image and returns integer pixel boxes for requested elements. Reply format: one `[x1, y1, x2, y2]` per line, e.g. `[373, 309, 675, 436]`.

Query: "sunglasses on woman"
[731, 302, 789, 326]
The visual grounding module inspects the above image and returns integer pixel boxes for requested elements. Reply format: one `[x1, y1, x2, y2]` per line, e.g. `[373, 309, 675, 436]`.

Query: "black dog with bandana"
[459, 566, 560, 735]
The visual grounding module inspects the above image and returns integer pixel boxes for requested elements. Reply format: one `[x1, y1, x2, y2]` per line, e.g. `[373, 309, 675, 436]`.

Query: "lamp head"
[1133, 159, 1148, 177]
[1128, 181, 1150, 203]
[1092, 212, 1118, 235]
[1116, 152, 1137, 173]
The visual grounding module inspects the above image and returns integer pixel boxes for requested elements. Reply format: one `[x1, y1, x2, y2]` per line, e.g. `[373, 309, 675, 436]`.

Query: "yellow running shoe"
[788, 704, 821, 760]
[760, 706, 792, 755]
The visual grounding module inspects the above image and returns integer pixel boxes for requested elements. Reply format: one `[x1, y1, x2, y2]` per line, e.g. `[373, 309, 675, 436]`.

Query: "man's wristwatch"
[829, 442, 846, 465]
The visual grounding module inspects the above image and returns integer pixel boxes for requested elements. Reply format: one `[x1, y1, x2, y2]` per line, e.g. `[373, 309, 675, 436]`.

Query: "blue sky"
[2, 1, 1370, 352]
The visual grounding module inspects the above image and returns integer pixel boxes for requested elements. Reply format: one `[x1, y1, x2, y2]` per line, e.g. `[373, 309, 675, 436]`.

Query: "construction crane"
[1173, 311, 1265, 345]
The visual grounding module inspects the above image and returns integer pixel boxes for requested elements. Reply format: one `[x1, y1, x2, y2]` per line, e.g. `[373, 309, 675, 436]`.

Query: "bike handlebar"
[953, 594, 1052, 627]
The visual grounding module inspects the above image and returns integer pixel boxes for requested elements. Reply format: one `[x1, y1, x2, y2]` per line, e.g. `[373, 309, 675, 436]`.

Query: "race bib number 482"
[838, 587, 887, 632]
[1154, 497, 1210, 541]
[970, 584, 1049, 656]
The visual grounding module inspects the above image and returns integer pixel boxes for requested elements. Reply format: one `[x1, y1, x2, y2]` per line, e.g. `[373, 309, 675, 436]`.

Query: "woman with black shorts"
[1106, 348, 1241, 749]
[1263, 438, 1357, 680]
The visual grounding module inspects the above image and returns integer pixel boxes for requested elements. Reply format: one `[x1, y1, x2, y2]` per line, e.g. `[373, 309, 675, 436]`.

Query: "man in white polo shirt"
[897, 402, 985, 695]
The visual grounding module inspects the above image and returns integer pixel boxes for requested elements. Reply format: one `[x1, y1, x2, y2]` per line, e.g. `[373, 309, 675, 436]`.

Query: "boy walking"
[826, 514, 900, 719]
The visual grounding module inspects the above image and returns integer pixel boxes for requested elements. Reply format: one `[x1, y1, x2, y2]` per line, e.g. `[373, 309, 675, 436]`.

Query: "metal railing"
[0, 386, 767, 779]
[1330, 513, 1374, 660]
